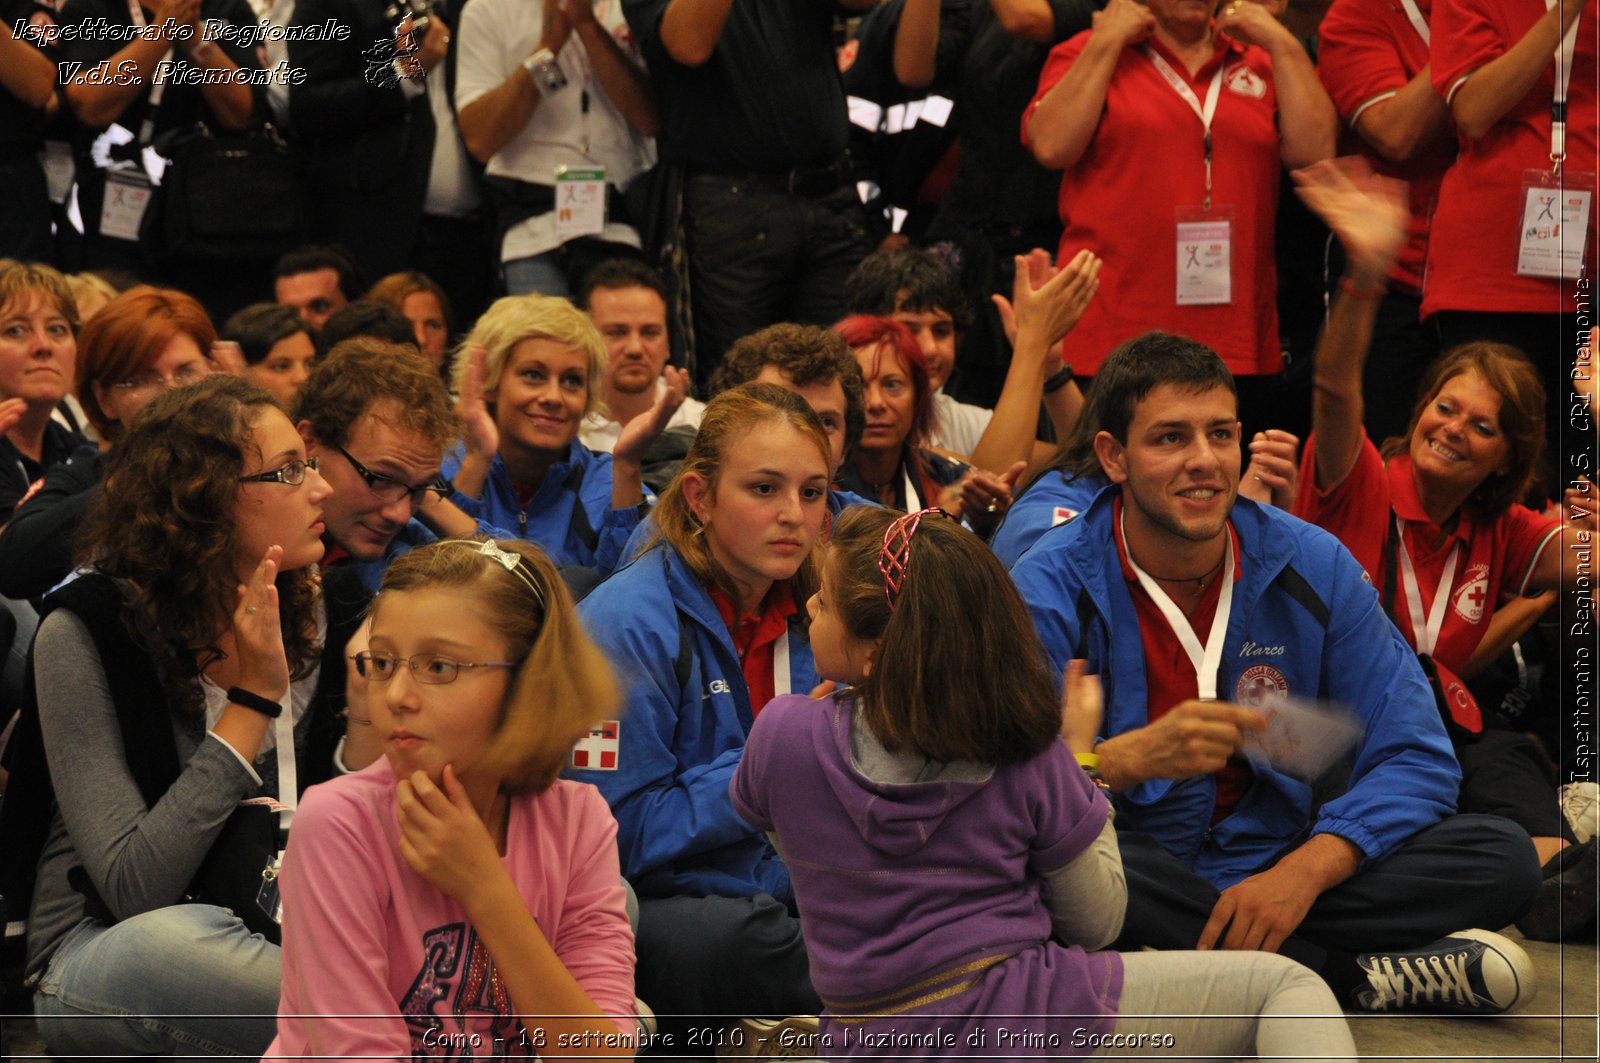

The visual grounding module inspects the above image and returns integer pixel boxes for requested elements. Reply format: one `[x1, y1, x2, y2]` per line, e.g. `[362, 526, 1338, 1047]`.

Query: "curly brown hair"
[292, 338, 459, 453]
[77, 375, 321, 712]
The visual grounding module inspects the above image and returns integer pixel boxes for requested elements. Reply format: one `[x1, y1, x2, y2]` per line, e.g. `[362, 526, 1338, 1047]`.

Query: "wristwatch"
[523, 47, 568, 94]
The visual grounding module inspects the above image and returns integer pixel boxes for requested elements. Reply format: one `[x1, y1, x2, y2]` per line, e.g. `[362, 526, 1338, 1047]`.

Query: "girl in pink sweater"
[268, 539, 637, 1060]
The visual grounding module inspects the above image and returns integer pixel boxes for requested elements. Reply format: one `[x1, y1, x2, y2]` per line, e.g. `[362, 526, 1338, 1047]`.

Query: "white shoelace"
[1363, 949, 1481, 1009]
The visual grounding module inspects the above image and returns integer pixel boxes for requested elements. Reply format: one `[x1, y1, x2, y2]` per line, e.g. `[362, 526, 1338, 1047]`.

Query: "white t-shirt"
[929, 389, 992, 457]
[580, 377, 705, 453]
[454, 0, 654, 262]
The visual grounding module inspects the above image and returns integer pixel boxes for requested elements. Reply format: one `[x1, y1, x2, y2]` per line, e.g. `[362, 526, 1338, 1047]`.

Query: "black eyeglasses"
[239, 456, 319, 486]
[331, 443, 451, 506]
[351, 652, 515, 685]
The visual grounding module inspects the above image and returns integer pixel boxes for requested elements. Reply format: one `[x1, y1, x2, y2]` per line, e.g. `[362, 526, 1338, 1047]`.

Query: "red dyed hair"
[833, 314, 935, 449]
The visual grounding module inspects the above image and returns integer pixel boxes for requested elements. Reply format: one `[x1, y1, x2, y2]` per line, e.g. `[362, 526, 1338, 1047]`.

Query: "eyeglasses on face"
[110, 364, 210, 393]
[238, 455, 320, 486]
[331, 443, 452, 506]
[350, 651, 516, 685]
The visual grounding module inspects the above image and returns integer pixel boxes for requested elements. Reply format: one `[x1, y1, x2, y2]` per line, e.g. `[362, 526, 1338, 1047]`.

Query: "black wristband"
[1043, 366, 1074, 394]
[226, 686, 284, 718]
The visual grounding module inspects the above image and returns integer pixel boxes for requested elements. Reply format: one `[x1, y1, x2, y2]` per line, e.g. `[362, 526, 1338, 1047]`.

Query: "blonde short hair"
[453, 295, 608, 418]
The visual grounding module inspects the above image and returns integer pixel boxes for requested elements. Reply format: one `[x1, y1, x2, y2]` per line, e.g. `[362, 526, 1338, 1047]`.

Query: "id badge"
[256, 854, 284, 925]
[100, 170, 152, 242]
[41, 141, 75, 204]
[1516, 169, 1594, 280]
[554, 165, 607, 240]
[1175, 207, 1233, 305]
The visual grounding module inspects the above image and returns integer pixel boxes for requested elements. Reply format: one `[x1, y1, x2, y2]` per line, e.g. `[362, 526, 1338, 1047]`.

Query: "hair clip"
[441, 539, 547, 609]
[878, 508, 946, 610]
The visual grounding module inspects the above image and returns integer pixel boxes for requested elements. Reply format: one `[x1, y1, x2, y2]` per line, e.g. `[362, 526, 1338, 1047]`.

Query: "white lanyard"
[773, 630, 791, 699]
[1546, 0, 1583, 167]
[1398, 0, 1429, 44]
[1121, 509, 1236, 701]
[902, 467, 922, 512]
[1146, 48, 1225, 211]
[124, 0, 171, 146]
[272, 695, 298, 841]
[1393, 515, 1461, 658]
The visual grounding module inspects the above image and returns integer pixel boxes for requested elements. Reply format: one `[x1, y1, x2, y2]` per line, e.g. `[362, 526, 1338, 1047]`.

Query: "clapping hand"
[613, 366, 688, 467]
[1293, 158, 1409, 283]
[233, 545, 289, 701]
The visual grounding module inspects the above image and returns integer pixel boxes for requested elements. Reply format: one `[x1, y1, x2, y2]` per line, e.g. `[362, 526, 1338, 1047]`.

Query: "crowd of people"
[1, 0, 1597, 1060]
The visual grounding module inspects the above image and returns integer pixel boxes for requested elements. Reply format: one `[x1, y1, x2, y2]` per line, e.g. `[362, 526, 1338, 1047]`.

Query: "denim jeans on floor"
[34, 905, 279, 1058]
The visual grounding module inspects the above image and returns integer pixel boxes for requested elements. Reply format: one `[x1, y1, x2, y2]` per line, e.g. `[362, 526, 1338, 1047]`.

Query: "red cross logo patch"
[1452, 563, 1491, 625]
[1235, 664, 1289, 707]
[570, 721, 620, 771]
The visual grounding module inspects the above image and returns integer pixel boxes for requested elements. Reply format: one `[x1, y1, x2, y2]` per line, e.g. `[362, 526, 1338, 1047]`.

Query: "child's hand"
[396, 765, 505, 905]
[1060, 659, 1103, 755]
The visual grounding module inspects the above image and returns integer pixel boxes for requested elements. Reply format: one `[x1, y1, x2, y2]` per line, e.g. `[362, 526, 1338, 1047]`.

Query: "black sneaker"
[1353, 929, 1534, 1014]
[1516, 837, 1598, 942]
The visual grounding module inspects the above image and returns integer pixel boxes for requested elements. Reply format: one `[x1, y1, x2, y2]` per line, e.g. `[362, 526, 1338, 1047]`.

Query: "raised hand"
[233, 545, 289, 700]
[1092, 0, 1156, 49]
[613, 366, 688, 467]
[1293, 158, 1409, 282]
[1239, 429, 1301, 510]
[1014, 248, 1101, 353]
[457, 345, 500, 461]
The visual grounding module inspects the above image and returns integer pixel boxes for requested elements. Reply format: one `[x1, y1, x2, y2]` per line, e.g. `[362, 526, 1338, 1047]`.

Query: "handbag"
[144, 122, 308, 264]
[188, 799, 288, 943]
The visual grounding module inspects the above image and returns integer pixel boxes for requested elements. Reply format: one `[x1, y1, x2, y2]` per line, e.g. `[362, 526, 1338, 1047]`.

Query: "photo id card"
[99, 170, 152, 242]
[555, 166, 607, 240]
[1516, 169, 1593, 280]
[1176, 208, 1232, 305]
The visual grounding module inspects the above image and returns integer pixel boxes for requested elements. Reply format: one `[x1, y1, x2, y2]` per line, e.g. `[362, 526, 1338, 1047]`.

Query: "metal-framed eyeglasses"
[238, 455, 320, 486]
[351, 651, 516, 685]
[109, 364, 210, 393]
[330, 443, 452, 506]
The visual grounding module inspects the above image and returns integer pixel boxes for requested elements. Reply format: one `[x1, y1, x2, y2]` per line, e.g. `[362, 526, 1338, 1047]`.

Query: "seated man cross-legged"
[1009, 331, 1543, 1015]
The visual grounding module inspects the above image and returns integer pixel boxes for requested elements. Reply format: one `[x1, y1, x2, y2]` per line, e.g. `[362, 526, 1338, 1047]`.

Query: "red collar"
[1144, 29, 1245, 84]
[709, 582, 797, 649]
[1384, 451, 1474, 546]
[1111, 494, 1242, 585]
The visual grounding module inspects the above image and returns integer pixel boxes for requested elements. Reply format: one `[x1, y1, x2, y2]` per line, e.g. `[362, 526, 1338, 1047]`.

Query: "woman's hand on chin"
[233, 545, 290, 700]
[396, 764, 508, 908]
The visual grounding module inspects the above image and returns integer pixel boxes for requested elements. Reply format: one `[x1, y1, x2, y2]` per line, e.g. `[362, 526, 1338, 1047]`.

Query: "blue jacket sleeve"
[575, 602, 757, 881]
[1308, 551, 1461, 864]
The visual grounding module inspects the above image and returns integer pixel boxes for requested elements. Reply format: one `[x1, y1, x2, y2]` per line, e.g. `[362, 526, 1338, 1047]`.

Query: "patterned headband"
[439, 538, 547, 610]
[877, 508, 947, 610]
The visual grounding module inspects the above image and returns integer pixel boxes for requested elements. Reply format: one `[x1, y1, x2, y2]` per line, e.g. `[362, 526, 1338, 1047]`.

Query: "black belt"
[690, 156, 849, 199]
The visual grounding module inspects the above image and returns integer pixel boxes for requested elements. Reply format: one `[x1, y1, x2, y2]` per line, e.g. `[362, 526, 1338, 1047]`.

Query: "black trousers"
[1113, 814, 1542, 977]
[680, 173, 871, 388]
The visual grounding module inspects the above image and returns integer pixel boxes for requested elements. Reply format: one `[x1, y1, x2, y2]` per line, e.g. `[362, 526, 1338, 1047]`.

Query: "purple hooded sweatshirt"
[733, 693, 1123, 1058]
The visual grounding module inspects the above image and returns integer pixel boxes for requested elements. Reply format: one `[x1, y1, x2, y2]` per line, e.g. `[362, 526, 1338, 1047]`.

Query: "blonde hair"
[373, 539, 620, 794]
[0, 260, 78, 333]
[65, 272, 117, 320]
[453, 295, 608, 418]
[651, 382, 832, 604]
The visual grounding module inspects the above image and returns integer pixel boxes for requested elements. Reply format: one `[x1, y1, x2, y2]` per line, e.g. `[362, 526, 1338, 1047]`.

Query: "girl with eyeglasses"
[267, 538, 637, 1059]
[733, 505, 1357, 1061]
[0, 374, 365, 1059]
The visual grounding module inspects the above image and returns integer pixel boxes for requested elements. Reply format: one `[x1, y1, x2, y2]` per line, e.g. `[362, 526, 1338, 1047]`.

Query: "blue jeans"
[34, 906, 279, 1058]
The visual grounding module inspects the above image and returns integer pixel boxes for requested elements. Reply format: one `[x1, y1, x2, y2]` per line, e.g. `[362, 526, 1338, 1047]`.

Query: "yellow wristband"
[1074, 752, 1100, 769]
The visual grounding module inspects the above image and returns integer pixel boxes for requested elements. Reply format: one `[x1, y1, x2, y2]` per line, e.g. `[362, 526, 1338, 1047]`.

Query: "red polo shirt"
[1026, 29, 1282, 377]
[1294, 432, 1560, 673]
[709, 582, 798, 718]
[1112, 498, 1253, 822]
[1318, 0, 1456, 296]
[1425, 0, 1598, 317]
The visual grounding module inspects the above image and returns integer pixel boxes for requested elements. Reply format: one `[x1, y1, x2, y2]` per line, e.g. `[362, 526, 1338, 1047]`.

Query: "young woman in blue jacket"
[570, 382, 832, 1033]
[443, 294, 686, 576]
